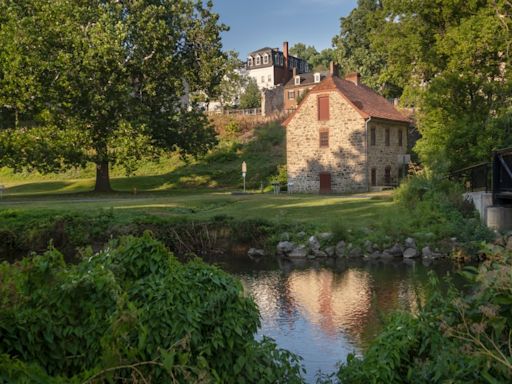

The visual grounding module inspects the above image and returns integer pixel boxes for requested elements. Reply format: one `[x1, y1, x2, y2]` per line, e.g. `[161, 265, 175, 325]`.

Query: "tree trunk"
[94, 160, 113, 193]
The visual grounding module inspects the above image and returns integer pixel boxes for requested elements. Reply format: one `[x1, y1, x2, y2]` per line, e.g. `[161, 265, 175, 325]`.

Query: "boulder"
[422, 246, 433, 259]
[296, 231, 307, 239]
[248, 248, 265, 258]
[277, 241, 295, 256]
[364, 239, 373, 253]
[325, 246, 336, 257]
[387, 243, 403, 257]
[288, 245, 309, 259]
[404, 237, 416, 249]
[348, 246, 363, 258]
[335, 241, 346, 257]
[318, 232, 334, 241]
[313, 250, 328, 258]
[403, 247, 419, 259]
[308, 236, 321, 251]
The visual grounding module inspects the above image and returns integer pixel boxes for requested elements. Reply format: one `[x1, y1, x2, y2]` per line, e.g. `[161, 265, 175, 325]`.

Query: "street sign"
[242, 161, 247, 192]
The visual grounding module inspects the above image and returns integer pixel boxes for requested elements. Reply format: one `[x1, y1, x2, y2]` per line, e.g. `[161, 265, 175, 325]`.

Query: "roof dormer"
[247, 57, 253, 67]
[294, 75, 301, 86]
[255, 55, 261, 65]
[263, 53, 269, 64]
[314, 73, 321, 83]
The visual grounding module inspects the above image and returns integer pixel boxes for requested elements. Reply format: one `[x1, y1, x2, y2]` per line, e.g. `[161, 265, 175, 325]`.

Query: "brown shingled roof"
[283, 75, 411, 126]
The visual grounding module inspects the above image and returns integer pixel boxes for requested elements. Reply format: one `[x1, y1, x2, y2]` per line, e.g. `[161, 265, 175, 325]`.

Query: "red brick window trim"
[319, 130, 329, 147]
[318, 95, 329, 121]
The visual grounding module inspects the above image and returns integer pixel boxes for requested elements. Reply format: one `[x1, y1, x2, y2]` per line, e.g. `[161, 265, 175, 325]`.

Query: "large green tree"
[289, 43, 335, 71]
[0, 0, 227, 192]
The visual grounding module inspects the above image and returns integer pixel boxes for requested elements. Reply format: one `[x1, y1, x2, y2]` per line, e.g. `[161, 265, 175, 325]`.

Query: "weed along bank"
[284, 64, 411, 194]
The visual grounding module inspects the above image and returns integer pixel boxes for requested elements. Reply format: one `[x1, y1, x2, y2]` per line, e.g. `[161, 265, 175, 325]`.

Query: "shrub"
[335, 246, 512, 384]
[0, 234, 305, 383]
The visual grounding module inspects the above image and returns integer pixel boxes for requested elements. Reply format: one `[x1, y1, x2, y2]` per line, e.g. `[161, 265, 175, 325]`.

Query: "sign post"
[242, 161, 247, 193]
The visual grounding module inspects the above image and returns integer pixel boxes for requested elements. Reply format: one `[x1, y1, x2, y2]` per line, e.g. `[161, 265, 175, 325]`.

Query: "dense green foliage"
[0, 234, 304, 383]
[289, 43, 335, 71]
[335, 245, 512, 383]
[239, 78, 261, 109]
[0, 0, 227, 191]
[333, 0, 512, 171]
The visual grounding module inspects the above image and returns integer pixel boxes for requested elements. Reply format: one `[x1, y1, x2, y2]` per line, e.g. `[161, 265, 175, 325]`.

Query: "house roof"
[283, 74, 411, 126]
[284, 72, 328, 88]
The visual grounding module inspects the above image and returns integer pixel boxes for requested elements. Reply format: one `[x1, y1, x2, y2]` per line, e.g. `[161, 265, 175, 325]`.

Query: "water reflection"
[232, 258, 454, 382]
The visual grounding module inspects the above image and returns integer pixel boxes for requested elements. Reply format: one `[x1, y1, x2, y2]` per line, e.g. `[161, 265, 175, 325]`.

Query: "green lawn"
[0, 190, 395, 230]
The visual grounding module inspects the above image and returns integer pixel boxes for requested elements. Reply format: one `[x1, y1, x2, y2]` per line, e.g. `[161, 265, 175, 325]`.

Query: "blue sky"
[212, 0, 358, 58]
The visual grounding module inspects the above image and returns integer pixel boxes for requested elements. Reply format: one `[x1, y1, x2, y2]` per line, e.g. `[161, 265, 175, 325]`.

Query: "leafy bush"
[0, 234, 304, 383]
[335, 246, 512, 384]
[393, 172, 493, 250]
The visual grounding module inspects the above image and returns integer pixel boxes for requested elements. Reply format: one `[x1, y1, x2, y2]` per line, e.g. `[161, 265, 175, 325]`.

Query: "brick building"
[283, 66, 411, 194]
[283, 70, 328, 112]
[246, 42, 309, 91]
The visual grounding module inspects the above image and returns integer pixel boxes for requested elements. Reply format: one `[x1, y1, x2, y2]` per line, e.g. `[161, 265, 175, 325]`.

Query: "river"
[209, 255, 460, 383]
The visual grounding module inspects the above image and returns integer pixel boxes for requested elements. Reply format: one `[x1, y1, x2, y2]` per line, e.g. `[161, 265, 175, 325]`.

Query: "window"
[294, 76, 300, 86]
[267, 74, 272, 83]
[398, 128, 403, 147]
[370, 127, 376, 146]
[318, 96, 329, 121]
[255, 55, 261, 65]
[261, 76, 265, 83]
[314, 73, 321, 83]
[263, 54, 269, 64]
[288, 90, 295, 99]
[385, 128, 390, 146]
[371, 168, 376, 186]
[247, 57, 253, 67]
[384, 166, 391, 185]
[320, 130, 329, 147]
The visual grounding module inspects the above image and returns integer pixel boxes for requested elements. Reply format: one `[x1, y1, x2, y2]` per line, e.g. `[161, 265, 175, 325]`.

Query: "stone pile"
[274, 233, 448, 261]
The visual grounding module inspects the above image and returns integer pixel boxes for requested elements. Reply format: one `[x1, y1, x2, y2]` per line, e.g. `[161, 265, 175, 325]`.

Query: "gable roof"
[283, 74, 411, 126]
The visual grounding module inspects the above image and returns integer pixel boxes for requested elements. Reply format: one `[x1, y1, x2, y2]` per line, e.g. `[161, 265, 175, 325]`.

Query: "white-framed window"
[247, 57, 253, 67]
[255, 55, 261, 65]
[263, 54, 269, 64]
[294, 76, 300, 86]
[314, 73, 321, 83]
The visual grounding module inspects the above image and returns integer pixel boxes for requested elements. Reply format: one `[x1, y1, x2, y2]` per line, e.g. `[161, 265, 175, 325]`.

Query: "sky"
[212, 0, 358, 58]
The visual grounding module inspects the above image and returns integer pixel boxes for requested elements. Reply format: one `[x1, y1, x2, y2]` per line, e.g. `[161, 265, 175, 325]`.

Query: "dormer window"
[263, 54, 269, 64]
[247, 57, 253, 67]
[255, 55, 261, 65]
[294, 76, 300, 86]
[314, 73, 321, 83]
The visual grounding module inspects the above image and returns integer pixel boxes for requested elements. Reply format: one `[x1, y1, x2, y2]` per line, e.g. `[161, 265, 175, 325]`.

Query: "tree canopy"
[239, 78, 261, 110]
[333, 0, 512, 171]
[289, 43, 335, 72]
[0, 0, 228, 191]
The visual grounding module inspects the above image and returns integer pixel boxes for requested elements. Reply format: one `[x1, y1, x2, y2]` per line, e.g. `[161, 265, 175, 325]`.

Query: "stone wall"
[262, 86, 284, 116]
[367, 120, 408, 187]
[286, 92, 368, 193]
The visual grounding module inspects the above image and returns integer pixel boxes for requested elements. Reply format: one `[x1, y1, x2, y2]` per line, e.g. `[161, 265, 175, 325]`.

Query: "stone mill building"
[283, 65, 411, 194]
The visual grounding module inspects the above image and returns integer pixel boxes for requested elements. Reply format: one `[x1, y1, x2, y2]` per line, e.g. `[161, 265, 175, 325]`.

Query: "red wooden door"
[319, 172, 332, 194]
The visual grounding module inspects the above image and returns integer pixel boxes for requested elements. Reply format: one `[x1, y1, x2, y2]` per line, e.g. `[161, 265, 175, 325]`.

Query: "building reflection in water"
[238, 259, 429, 381]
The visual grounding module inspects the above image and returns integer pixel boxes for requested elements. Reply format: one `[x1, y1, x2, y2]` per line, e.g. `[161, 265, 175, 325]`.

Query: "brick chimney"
[329, 61, 339, 77]
[345, 72, 361, 86]
[283, 41, 289, 67]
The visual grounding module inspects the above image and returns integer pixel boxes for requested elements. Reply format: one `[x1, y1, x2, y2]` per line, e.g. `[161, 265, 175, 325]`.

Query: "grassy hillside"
[0, 118, 285, 196]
